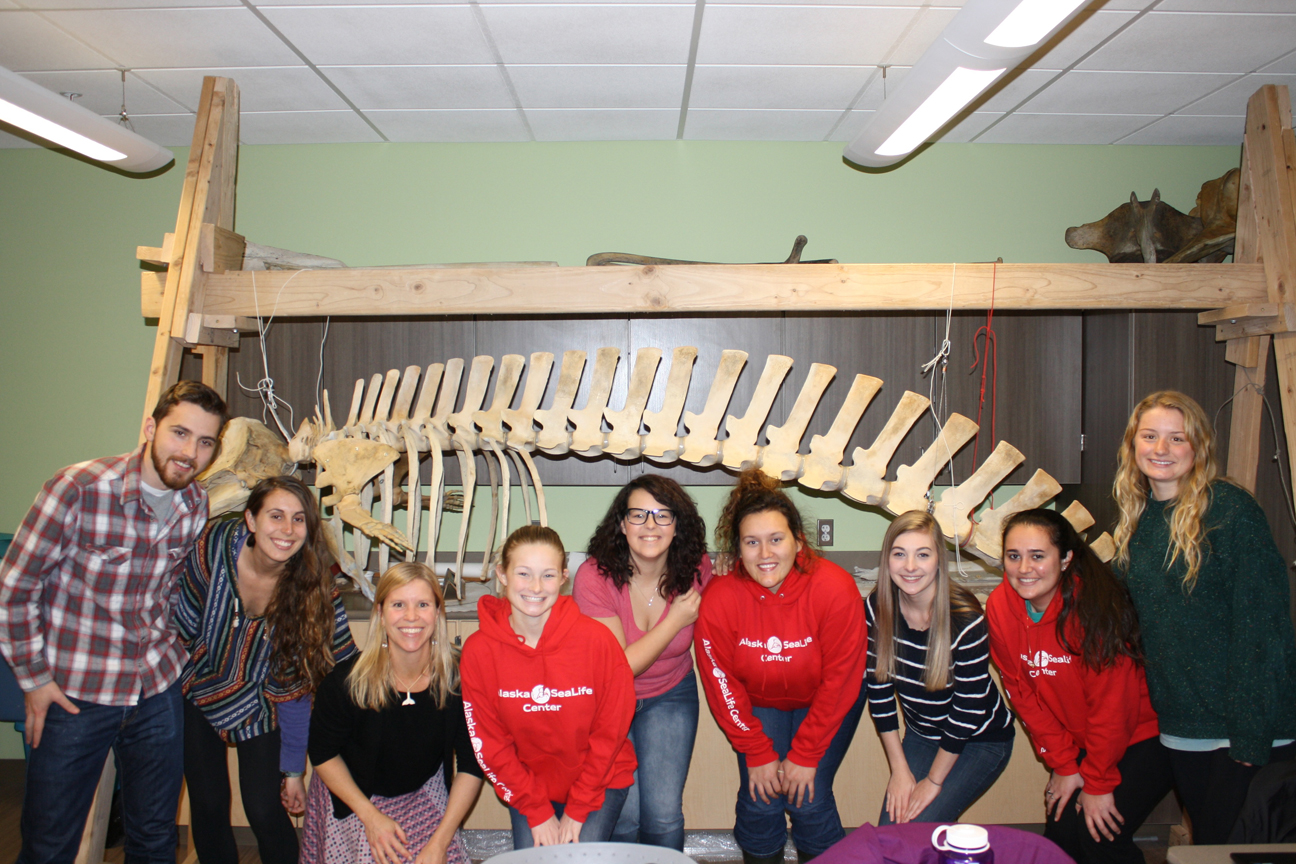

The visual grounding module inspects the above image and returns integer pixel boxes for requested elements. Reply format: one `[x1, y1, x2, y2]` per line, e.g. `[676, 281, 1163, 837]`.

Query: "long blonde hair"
[348, 562, 458, 710]
[1113, 391, 1221, 591]
[872, 511, 982, 691]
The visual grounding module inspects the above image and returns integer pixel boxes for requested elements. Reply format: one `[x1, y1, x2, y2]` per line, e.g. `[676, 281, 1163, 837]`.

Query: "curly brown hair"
[585, 475, 708, 599]
[715, 468, 815, 560]
[246, 476, 339, 692]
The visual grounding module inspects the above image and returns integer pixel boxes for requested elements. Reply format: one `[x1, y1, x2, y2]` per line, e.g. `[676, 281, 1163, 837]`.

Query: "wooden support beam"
[199, 262, 1266, 318]
[196, 345, 230, 398]
[140, 76, 239, 439]
[1242, 85, 1296, 497]
[1199, 302, 1296, 340]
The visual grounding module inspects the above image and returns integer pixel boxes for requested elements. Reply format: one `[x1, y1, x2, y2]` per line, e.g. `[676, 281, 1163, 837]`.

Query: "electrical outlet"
[818, 519, 834, 547]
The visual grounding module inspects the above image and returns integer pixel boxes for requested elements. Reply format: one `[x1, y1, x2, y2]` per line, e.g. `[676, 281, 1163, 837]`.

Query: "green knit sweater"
[1124, 480, 1296, 765]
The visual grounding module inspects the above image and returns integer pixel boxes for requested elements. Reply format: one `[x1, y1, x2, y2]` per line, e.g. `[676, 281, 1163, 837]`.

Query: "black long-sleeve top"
[308, 655, 484, 819]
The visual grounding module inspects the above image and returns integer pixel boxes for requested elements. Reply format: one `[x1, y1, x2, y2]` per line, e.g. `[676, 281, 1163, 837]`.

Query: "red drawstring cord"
[970, 262, 998, 479]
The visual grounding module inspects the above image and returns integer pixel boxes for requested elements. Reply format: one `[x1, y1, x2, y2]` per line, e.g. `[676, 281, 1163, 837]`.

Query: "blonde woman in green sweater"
[1114, 390, 1296, 843]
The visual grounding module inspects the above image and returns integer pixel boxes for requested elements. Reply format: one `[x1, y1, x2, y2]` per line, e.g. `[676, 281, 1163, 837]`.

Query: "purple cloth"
[814, 823, 1072, 864]
[278, 695, 311, 774]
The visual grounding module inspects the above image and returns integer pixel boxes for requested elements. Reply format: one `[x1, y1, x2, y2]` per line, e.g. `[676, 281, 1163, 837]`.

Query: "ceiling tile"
[0, 10, 116, 70]
[1259, 50, 1296, 73]
[690, 65, 873, 110]
[18, 0, 237, 8]
[975, 112, 1158, 144]
[825, 108, 871, 142]
[1028, 9, 1137, 70]
[683, 108, 838, 140]
[527, 108, 678, 139]
[847, 66, 903, 111]
[696, 6, 925, 66]
[480, 4, 695, 65]
[106, 112, 197, 147]
[0, 0, 20, 9]
[239, 109, 382, 143]
[975, 68, 1064, 112]
[18, 69, 188, 115]
[1178, 72, 1295, 115]
[321, 65, 512, 110]
[1116, 113, 1245, 144]
[1078, 11, 1296, 73]
[136, 67, 346, 113]
[509, 65, 685, 108]
[939, 110, 1005, 142]
[40, 8, 302, 68]
[259, 6, 495, 66]
[708, 0, 963, 5]
[1020, 70, 1237, 114]
[1154, 0, 1296, 11]
[366, 108, 530, 141]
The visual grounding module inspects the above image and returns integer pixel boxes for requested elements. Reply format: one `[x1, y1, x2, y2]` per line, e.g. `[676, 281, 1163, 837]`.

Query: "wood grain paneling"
[946, 312, 1083, 486]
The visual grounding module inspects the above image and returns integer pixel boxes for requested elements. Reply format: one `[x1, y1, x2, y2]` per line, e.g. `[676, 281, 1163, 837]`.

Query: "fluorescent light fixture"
[0, 65, 173, 173]
[986, 0, 1090, 48]
[876, 67, 1005, 157]
[844, 0, 1097, 168]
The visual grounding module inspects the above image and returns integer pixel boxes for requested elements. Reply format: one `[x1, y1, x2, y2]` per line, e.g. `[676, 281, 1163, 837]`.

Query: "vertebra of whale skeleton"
[288, 348, 1114, 597]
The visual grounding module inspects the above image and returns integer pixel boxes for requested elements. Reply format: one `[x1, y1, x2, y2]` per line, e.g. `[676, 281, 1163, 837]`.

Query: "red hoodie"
[694, 552, 866, 769]
[460, 594, 636, 827]
[986, 579, 1159, 796]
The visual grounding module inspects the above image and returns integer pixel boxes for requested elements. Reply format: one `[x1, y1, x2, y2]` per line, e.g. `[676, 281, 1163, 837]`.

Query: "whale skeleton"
[284, 347, 1113, 599]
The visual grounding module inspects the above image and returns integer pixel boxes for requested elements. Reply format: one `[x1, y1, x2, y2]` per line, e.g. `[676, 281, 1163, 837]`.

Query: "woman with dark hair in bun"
[694, 468, 866, 864]
[574, 475, 712, 851]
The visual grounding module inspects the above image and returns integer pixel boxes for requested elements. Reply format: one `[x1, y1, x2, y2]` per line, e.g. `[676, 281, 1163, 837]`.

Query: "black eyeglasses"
[624, 508, 676, 526]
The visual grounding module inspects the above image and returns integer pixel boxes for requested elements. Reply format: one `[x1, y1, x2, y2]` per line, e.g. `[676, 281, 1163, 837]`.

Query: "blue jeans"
[735, 686, 866, 858]
[876, 733, 1014, 824]
[508, 786, 630, 849]
[19, 681, 185, 864]
[610, 670, 699, 851]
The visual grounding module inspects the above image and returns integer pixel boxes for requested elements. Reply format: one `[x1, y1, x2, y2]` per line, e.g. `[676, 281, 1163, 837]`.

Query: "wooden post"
[1240, 85, 1296, 497]
[139, 76, 239, 439]
[1226, 128, 1269, 490]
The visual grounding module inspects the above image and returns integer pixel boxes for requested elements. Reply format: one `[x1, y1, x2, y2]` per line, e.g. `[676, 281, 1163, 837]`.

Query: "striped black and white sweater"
[864, 591, 1014, 753]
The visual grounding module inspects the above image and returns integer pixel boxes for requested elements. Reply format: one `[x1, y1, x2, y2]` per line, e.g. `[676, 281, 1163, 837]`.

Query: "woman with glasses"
[573, 476, 713, 851]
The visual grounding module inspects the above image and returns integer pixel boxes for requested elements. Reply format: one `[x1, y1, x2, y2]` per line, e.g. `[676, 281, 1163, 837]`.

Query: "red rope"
[969, 262, 998, 475]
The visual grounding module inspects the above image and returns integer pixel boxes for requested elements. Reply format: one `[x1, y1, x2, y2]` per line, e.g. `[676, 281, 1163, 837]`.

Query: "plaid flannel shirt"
[0, 446, 208, 705]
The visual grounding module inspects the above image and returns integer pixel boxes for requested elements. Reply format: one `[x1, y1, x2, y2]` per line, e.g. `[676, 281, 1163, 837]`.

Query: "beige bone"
[884, 414, 979, 514]
[932, 441, 1025, 545]
[605, 348, 663, 459]
[681, 350, 747, 466]
[568, 347, 621, 456]
[721, 354, 793, 471]
[535, 351, 586, 455]
[842, 391, 930, 506]
[762, 363, 836, 481]
[642, 347, 698, 463]
[799, 375, 882, 492]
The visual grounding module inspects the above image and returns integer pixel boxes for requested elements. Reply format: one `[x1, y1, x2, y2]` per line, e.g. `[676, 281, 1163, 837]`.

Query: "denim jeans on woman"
[609, 669, 699, 851]
[735, 686, 867, 858]
[508, 786, 630, 849]
[876, 732, 1014, 824]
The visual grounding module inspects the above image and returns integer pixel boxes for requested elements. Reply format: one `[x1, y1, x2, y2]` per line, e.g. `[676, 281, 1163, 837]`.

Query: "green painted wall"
[0, 139, 1241, 757]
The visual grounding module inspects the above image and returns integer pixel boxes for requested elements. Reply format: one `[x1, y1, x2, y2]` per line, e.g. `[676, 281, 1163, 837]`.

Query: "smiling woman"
[460, 525, 637, 850]
[1112, 391, 1296, 843]
[174, 476, 358, 864]
[695, 469, 867, 864]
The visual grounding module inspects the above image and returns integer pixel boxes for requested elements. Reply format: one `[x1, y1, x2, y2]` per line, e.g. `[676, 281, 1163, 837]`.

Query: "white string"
[919, 264, 970, 575]
[316, 317, 331, 423]
[236, 268, 311, 440]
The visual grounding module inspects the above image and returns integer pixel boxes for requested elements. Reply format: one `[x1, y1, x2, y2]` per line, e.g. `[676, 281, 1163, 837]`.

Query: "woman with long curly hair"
[176, 475, 357, 864]
[988, 509, 1167, 864]
[573, 475, 712, 850]
[303, 563, 483, 864]
[867, 511, 1015, 824]
[1112, 391, 1296, 842]
[695, 469, 866, 864]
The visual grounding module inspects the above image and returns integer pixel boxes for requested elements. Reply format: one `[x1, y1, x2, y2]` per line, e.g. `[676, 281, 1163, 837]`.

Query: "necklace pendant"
[401, 692, 415, 706]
